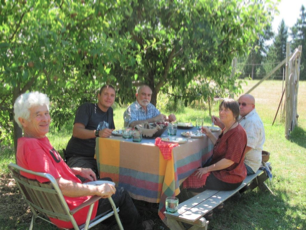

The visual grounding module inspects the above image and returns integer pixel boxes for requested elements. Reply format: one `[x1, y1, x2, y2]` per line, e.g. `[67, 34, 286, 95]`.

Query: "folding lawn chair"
[8, 163, 124, 230]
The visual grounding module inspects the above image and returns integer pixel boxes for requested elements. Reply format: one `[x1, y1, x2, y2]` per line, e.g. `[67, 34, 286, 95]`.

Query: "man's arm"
[129, 114, 166, 127]
[70, 167, 97, 181]
[73, 123, 113, 139]
[57, 177, 115, 198]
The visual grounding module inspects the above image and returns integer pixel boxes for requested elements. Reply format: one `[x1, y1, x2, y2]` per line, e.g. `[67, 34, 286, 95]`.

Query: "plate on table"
[181, 132, 205, 138]
[206, 126, 221, 132]
[112, 130, 123, 136]
[85, 180, 115, 186]
[177, 122, 193, 129]
[161, 137, 188, 144]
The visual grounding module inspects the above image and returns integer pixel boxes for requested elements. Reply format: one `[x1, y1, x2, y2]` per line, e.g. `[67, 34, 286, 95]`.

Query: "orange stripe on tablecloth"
[98, 138, 120, 166]
[99, 172, 119, 184]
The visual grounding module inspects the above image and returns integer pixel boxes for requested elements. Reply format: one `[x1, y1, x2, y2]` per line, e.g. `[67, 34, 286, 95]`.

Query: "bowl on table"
[135, 122, 168, 138]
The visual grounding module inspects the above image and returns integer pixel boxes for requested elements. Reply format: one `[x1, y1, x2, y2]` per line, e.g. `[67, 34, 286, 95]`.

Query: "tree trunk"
[13, 86, 22, 161]
[151, 90, 157, 107]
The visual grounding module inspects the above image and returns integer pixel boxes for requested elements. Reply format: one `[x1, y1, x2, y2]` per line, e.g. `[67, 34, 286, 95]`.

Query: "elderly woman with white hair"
[13, 92, 150, 230]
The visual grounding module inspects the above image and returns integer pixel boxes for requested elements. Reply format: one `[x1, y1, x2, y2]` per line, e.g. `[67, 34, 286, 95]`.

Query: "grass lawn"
[0, 80, 305, 230]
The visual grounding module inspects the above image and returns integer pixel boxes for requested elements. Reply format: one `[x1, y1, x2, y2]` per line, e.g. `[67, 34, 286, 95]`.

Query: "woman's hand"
[201, 126, 211, 135]
[195, 167, 209, 178]
[212, 116, 224, 129]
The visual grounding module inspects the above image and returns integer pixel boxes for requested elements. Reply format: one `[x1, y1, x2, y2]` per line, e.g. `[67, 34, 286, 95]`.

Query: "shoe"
[142, 219, 154, 230]
[216, 202, 224, 210]
[204, 211, 213, 220]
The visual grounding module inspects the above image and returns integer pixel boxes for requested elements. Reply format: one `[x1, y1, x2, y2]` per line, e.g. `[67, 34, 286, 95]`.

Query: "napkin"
[155, 137, 179, 160]
[182, 170, 210, 189]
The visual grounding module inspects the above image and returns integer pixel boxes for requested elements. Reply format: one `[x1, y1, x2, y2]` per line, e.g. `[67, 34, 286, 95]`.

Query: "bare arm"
[57, 177, 115, 198]
[129, 114, 167, 128]
[201, 126, 218, 144]
[212, 116, 225, 130]
[72, 123, 113, 139]
[195, 158, 234, 178]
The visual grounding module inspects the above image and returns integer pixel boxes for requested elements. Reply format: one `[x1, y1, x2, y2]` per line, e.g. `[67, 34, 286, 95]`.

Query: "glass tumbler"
[165, 197, 179, 213]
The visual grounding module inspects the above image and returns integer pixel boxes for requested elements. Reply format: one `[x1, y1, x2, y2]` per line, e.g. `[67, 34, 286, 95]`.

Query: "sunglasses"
[239, 102, 249, 107]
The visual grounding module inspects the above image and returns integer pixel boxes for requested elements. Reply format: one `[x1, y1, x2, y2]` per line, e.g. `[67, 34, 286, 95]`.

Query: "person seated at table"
[13, 91, 155, 230]
[65, 85, 116, 178]
[183, 99, 247, 193]
[123, 85, 176, 127]
[212, 94, 265, 175]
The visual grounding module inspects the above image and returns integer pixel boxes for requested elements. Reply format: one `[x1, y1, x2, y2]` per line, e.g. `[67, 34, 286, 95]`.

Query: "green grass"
[1, 80, 305, 230]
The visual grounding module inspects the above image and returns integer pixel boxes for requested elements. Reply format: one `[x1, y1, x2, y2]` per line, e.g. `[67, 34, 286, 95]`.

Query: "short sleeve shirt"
[65, 103, 115, 158]
[16, 137, 98, 229]
[123, 101, 160, 127]
[211, 124, 247, 183]
[239, 109, 265, 172]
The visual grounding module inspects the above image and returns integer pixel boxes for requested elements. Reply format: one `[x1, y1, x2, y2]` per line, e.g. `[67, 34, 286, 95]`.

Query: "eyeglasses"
[239, 102, 249, 107]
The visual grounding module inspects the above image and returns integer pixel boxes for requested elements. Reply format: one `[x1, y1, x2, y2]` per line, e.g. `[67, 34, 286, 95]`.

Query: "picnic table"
[95, 127, 219, 223]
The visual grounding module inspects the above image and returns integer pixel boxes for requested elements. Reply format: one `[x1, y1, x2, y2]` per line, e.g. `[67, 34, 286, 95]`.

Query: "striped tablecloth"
[95, 127, 216, 223]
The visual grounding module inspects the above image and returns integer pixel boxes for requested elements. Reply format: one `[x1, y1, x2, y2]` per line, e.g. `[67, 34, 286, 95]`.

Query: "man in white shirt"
[213, 94, 265, 175]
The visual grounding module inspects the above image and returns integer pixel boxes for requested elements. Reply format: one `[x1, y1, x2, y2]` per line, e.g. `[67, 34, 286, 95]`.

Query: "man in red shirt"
[14, 92, 145, 229]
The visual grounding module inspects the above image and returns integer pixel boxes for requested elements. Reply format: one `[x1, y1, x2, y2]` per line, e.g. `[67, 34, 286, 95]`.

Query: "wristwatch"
[95, 130, 99, 137]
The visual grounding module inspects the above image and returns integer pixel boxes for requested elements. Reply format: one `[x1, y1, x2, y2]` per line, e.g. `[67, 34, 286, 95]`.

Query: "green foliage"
[266, 20, 288, 79]
[0, 0, 277, 148]
[112, 0, 276, 106]
[290, 5, 306, 80]
[241, 25, 274, 79]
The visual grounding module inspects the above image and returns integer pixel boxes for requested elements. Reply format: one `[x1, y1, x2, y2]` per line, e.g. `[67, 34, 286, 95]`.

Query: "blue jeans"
[245, 163, 255, 175]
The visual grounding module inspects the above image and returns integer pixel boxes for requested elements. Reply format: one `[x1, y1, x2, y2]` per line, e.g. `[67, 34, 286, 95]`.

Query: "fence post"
[285, 43, 291, 139]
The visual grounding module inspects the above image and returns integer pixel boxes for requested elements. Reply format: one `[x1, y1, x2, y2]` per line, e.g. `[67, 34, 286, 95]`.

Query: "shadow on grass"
[289, 126, 306, 149]
[208, 184, 305, 230]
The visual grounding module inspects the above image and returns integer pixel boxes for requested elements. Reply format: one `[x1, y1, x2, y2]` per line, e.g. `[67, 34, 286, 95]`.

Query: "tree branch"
[131, 33, 144, 46]
[20, 76, 37, 94]
[9, 11, 27, 41]
[155, 47, 180, 92]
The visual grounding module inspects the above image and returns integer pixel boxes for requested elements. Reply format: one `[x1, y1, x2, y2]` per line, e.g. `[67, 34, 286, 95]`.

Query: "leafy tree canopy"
[0, 0, 276, 148]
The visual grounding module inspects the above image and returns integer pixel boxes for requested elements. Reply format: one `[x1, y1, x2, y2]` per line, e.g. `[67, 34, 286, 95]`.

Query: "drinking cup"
[197, 118, 205, 130]
[196, 118, 200, 129]
[165, 197, 179, 213]
[132, 130, 142, 142]
[122, 129, 132, 139]
[167, 123, 177, 136]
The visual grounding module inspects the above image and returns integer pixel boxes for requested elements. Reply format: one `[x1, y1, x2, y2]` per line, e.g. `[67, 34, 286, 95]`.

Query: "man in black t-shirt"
[65, 85, 116, 177]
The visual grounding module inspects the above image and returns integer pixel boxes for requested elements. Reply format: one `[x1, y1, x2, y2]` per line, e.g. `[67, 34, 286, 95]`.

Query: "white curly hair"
[14, 92, 50, 128]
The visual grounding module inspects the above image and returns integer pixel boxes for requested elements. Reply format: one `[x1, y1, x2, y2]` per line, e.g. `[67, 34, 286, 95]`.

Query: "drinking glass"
[167, 123, 177, 136]
[122, 129, 132, 139]
[196, 118, 204, 130]
[165, 197, 179, 213]
[132, 130, 142, 142]
[196, 118, 200, 129]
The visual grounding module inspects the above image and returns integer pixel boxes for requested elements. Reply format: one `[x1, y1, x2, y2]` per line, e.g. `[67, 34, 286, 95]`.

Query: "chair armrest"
[70, 195, 101, 215]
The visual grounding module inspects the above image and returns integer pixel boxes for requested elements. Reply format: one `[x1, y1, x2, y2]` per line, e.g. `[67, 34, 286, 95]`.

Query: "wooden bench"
[165, 169, 270, 230]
